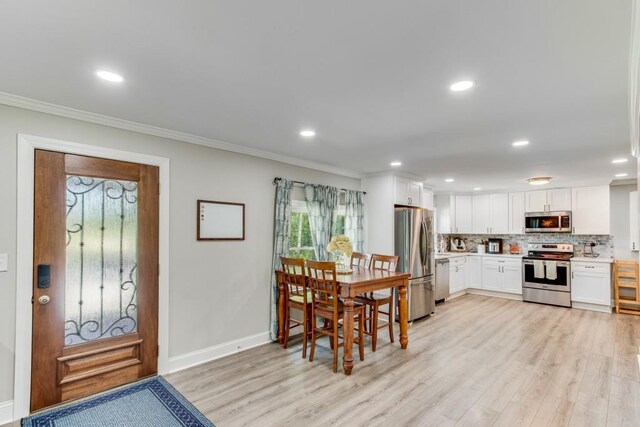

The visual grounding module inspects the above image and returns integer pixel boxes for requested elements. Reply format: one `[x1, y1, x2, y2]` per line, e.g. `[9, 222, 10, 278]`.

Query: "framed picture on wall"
[197, 200, 245, 241]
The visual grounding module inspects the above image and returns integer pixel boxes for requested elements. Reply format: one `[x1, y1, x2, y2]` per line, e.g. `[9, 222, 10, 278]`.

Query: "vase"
[334, 251, 350, 272]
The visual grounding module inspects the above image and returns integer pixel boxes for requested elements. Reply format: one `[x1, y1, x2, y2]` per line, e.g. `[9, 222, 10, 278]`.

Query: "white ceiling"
[0, 1, 634, 191]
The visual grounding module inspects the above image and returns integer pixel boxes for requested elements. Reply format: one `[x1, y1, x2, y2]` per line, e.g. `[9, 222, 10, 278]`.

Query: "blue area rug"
[22, 376, 214, 427]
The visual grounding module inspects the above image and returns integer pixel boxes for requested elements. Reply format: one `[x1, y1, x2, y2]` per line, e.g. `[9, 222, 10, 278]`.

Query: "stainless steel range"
[522, 244, 573, 308]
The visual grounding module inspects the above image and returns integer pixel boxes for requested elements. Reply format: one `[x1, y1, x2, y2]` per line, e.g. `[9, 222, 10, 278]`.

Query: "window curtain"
[631, 0, 640, 157]
[304, 184, 339, 261]
[344, 190, 365, 252]
[270, 179, 293, 341]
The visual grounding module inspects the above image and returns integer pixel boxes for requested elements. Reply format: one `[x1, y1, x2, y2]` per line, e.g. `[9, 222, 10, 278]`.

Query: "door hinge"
[31, 296, 34, 305]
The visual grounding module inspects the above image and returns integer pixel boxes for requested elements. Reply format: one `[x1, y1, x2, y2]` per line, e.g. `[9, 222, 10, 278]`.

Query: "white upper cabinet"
[571, 186, 610, 235]
[436, 194, 472, 233]
[547, 188, 572, 211]
[525, 188, 571, 212]
[490, 193, 509, 234]
[472, 193, 508, 234]
[509, 192, 526, 234]
[631, 191, 638, 251]
[422, 188, 434, 210]
[525, 190, 548, 212]
[394, 177, 423, 206]
[472, 194, 491, 234]
[455, 195, 473, 234]
[436, 194, 454, 233]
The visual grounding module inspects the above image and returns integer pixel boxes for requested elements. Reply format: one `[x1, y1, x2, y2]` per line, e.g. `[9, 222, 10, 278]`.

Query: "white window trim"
[14, 134, 170, 420]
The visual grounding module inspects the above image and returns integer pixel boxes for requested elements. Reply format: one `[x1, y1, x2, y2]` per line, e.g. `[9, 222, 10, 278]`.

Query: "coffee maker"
[488, 238, 503, 254]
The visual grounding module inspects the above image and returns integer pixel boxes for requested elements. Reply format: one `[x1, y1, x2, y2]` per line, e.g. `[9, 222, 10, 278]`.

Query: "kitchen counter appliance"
[525, 211, 572, 233]
[436, 259, 450, 303]
[394, 207, 435, 321]
[488, 238, 503, 254]
[522, 243, 573, 307]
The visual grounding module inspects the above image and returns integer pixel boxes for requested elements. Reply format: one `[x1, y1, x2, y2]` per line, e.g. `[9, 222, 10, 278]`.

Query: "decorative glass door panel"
[65, 176, 139, 345]
[31, 150, 158, 412]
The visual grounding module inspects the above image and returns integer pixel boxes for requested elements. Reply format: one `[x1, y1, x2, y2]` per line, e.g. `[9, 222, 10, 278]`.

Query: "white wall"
[610, 183, 637, 260]
[0, 104, 360, 405]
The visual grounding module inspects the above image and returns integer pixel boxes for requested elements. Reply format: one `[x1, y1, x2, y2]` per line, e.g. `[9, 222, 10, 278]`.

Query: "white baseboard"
[446, 290, 467, 301]
[466, 288, 523, 301]
[572, 301, 613, 314]
[168, 331, 271, 374]
[0, 400, 13, 425]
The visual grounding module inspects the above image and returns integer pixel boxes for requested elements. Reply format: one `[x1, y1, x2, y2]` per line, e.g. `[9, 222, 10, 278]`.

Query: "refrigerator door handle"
[420, 220, 427, 271]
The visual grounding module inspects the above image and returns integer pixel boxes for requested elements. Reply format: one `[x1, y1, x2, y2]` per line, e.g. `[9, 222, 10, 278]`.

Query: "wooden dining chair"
[280, 256, 312, 358]
[355, 254, 399, 352]
[350, 252, 370, 268]
[306, 260, 365, 373]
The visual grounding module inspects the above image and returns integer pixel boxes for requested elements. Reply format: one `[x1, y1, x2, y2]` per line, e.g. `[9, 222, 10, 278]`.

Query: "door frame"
[14, 134, 170, 419]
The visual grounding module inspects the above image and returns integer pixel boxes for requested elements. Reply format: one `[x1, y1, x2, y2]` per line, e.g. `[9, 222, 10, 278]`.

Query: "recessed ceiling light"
[512, 140, 530, 147]
[527, 177, 551, 186]
[390, 161, 402, 167]
[445, 178, 455, 183]
[449, 80, 475, 92]
[615, 173, 629, 178]
[612, 158, 628, 164]
[299, 130, 316, 138]
[473, 187, 482, 191]
[96, 70, 124, 83]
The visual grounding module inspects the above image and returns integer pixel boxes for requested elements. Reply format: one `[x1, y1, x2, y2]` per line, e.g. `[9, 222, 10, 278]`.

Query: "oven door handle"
[522, 260, 570, 267]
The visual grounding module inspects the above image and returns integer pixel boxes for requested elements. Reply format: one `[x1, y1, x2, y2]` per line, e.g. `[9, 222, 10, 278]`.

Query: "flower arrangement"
[327, 234, 353, 257]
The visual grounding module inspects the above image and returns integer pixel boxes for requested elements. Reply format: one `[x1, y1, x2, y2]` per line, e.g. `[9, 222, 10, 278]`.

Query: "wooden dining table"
[276, 266, 411, 375]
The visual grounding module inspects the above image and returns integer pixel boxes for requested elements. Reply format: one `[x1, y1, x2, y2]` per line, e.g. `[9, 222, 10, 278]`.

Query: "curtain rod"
[272, 177, 366, 194]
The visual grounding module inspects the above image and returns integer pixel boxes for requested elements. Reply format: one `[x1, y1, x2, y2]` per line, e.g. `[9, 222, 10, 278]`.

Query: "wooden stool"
[614, 260, 640, 315]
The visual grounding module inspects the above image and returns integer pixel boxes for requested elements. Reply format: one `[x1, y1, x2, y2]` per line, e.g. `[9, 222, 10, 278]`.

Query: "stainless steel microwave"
[525, 211, 572, 233]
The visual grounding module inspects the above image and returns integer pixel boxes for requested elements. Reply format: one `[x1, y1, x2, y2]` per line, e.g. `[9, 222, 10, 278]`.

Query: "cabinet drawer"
[571, 262, 610, 274]
[482, 256, 520, 267]
[450, 257, 466, 266]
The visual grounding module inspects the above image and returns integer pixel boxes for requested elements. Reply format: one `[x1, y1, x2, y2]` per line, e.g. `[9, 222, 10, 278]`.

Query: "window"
[288, 200, 346, 260]
[289, 202, 314, 260]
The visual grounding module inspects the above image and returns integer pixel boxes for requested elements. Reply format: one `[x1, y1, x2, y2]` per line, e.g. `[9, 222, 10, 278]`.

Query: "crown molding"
[363, 170, 427, 182]
[0, 91, 363, 180]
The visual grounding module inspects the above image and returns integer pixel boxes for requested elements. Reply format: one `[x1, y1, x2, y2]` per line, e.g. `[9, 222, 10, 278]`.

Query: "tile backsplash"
[440, 233, 614, 258]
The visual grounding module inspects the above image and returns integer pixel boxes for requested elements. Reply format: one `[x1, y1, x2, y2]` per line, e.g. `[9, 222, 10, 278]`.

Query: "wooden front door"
[31, 150, 159, 411]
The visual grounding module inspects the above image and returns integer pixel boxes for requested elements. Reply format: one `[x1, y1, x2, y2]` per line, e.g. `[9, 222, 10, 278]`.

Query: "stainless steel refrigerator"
[394, 207, 435, 321]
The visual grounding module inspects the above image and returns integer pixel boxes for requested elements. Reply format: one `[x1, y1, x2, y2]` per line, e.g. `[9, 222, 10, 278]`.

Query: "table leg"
[277, 275, 285, 344]
[398, 279, 409, 349]
[342, 297, 355, 375]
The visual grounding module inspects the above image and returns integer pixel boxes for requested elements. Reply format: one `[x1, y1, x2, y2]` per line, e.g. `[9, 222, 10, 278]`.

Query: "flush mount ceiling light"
[449, 80, 475, 92]
[527, 177, 551, 186]
[96, 70, 124, 83]
[299, 129, 316, 138]
[512, 140, 530, 147]
[615, 173, 629, 178]
[390, 161, 402, 167]
[445, 178, 455, 183]
[473, 187, 482, 191]
[611, 158, 628, 164]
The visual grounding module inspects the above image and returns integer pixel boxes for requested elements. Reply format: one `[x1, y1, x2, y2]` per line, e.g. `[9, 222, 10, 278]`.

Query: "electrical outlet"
[0, 254, 7, 272]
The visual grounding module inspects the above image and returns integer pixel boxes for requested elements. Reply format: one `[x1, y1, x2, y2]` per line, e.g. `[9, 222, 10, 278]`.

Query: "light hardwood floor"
[5, 295, 639, 426]
[166, 294, 640, 427]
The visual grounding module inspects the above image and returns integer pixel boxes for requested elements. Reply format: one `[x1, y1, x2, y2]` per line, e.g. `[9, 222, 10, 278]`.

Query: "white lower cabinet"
[481, 258, 502, 291]
[571, 261, 611, 307]
[481, 257, 522, 294]
[449, 257, 467, 294]
[466, 256, 482, 288]
[502, 263, 523, 294]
